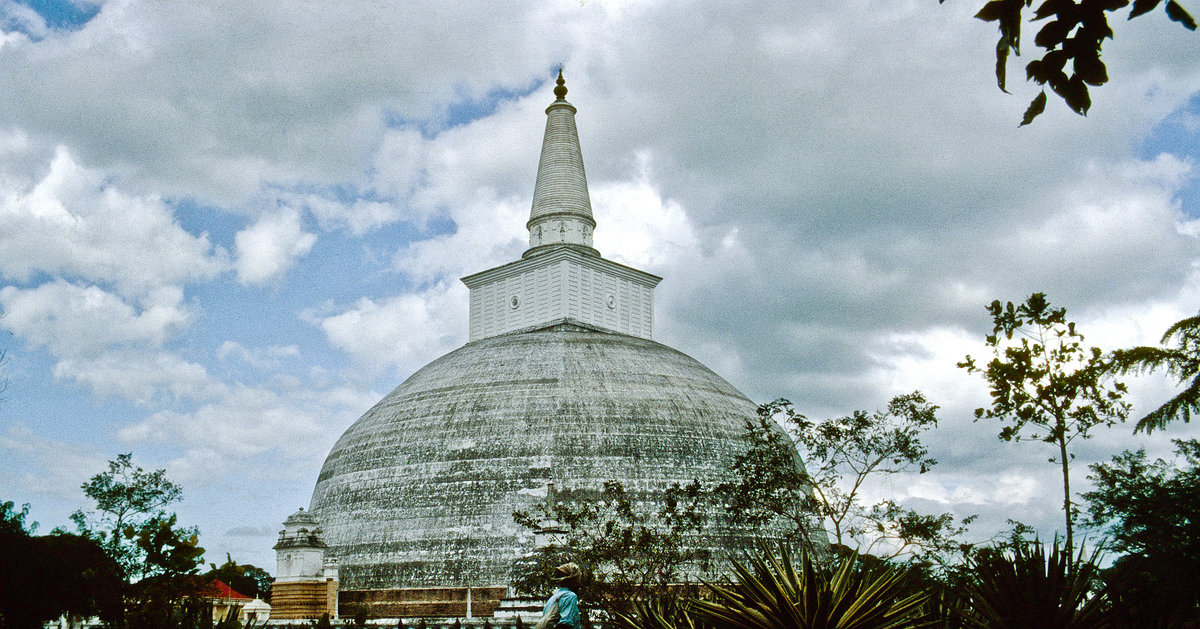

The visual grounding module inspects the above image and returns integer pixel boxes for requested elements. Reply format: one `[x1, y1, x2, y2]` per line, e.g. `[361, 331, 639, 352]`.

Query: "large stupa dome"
[310, 322, 762, 589]
[305, 73, 818, 611]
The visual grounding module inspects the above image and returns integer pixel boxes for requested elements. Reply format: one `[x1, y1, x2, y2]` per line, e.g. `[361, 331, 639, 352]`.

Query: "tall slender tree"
[70, 454, 206, 629]
[960, 293, 1129, 554]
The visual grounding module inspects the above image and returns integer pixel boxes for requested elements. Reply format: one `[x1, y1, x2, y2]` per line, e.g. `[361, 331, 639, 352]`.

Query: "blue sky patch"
[1141, 92, 1200, 217]
[386, 77, 544, 138]
[13, 0, 99, 31]
[443, 79, 542, 128]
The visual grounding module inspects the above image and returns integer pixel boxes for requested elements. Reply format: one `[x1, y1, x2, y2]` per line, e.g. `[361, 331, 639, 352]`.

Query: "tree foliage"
[69, 454, 207, 629]
[512, 479, 710, 618]
[722, 393, 973, 565]
[206, 553, 274, 601]
[719, 401, 819, 549]
[945, 0, 1197, 124]
[0, 499, 34, 536]
[0, 500, 125, 629]
[1108, 313, 1200, 433]
[959, 293, 1129, 554]
[1082, 439, 1200, 625]
[135, 513, 206, 579]
[117, 514, 208, 629]
[71, 452, 184, 575]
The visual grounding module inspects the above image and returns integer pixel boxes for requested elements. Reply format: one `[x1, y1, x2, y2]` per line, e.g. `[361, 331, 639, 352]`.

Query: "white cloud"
[0, 147, 227, 298]
[0, 279, 213, 404]
[122, 387, 318, 458]
[591, 153, 700, 271]
[0, 2, 47, 42]
[234, 208, 317, 285]
[0, 281, 190, 358]
[118, 380, 378, 486]
[0, 127, 29, 154]
[370, 126, 429, 203]
[217, 340, 301, 370]
[312, 281, 467, 378]
[393, 193, 527, 283]
[0, 424, 108, 505]
[53, 349, 217, 405]
[381, 96, 549, 281]
[0, 1, 582, 203]
[290, 191, 403, 236]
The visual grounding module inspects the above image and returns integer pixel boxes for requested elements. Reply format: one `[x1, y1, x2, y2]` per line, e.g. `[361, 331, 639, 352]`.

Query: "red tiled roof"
[203, 579, 252, 601]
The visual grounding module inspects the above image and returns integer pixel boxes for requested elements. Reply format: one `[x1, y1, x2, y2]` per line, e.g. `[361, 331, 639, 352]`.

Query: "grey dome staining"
[305, 73, 822, 599]
[310, 323, 765, 589]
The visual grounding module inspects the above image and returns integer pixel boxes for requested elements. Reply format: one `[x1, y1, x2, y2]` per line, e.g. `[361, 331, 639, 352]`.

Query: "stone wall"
[339, 587, 508, 619]
[270, 579, 338, 620]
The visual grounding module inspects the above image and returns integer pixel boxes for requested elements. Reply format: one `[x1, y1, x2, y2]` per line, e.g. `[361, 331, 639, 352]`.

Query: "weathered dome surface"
[309, 322, 766, 590]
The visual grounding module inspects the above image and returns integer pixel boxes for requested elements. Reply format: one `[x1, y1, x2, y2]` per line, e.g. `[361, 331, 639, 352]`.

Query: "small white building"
[270, 508, 338, 620]
[240, 598, 271, 624]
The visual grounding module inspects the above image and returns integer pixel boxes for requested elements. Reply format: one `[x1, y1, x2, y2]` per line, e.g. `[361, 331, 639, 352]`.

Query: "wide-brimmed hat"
[554, 562, 581, 582]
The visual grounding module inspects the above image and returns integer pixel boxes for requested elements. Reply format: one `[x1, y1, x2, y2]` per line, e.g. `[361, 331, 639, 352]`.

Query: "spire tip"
[554, 68, 568, 100]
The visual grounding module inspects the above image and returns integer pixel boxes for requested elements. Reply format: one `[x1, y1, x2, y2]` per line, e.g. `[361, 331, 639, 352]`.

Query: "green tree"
[123, 513, 208, 629]
[959, 293, 1130, 554]
[206, 554, 274, 601]
[71, 452, 184, 575]
[69, 454, 207, 629]
[946, 0, 1197, 125]
[1082, 439, 1200, 625]
[719, 400, 819, 550]
[0, 500, 125, 629]
[0, 499, 34, 536]
[512, 479, 710, 618]
[1108, 313, 1200, 433]
[722, 393, 973, 566]
[135, 513, 205, 579]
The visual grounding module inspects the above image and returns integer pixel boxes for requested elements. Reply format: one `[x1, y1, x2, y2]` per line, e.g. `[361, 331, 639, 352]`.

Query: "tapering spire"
[462, 71, 661, 342]
[525, 70, 597, 258]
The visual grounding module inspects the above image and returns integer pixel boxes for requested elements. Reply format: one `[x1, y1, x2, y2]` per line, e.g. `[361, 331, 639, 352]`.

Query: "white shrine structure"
[273, 72, 823, 620]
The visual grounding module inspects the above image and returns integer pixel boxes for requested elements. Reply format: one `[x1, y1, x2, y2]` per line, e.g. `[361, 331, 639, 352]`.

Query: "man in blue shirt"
[535, 562, 582, 629]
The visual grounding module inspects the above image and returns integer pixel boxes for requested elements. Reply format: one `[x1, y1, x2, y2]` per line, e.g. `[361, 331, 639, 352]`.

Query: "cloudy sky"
[1, 0, 1198, 571]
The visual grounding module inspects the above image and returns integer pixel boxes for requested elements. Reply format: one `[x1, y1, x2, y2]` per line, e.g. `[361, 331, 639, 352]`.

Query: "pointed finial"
[554, 68, 568, 100]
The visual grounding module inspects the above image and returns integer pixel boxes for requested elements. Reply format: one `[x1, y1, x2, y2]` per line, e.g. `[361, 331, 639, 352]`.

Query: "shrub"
[690, 547, 931, 629]
[957, 539, 1111, 629]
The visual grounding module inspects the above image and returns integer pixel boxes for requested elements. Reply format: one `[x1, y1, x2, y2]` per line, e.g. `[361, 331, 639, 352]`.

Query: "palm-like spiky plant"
[688, 547, 933, 629]
[1109, 314, 1200, 433]
[612, 593, 710, 629]
[957, 540, 1112, 629]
